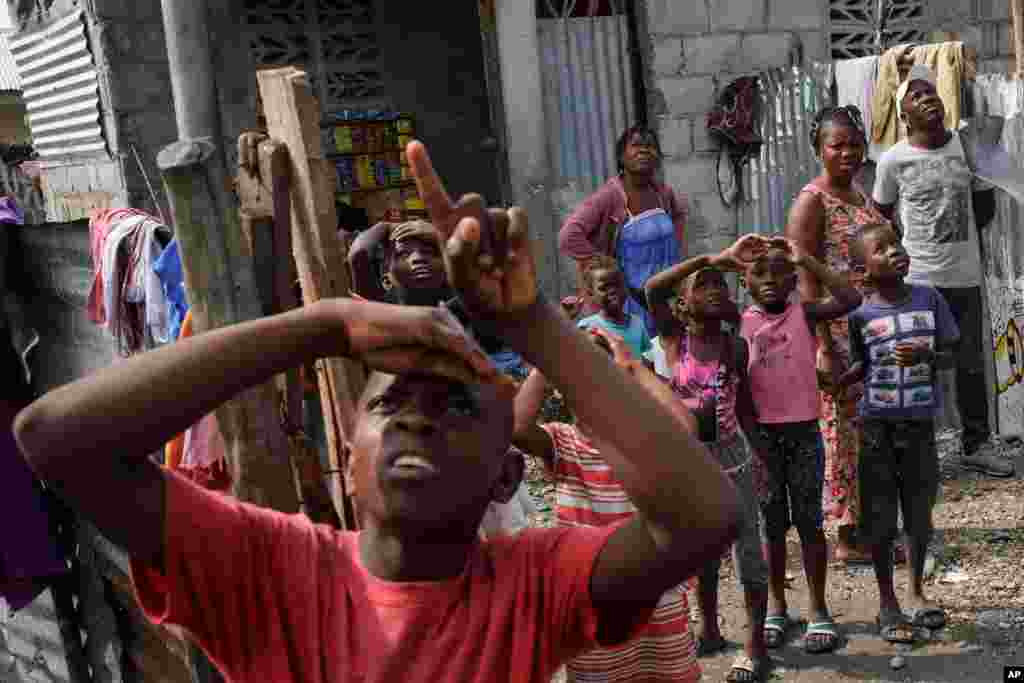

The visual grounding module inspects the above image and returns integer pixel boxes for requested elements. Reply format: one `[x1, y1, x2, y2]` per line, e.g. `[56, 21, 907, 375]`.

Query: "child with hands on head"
[645, 239, 772, 683]
[736, 234, 862, 655]
[14, 141, 742, 683]
[837, 223, 958, 645]
[513, 324, 700, 683]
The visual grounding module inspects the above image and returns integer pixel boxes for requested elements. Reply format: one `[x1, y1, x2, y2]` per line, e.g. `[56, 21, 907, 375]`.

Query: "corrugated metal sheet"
[0, 33, 22, 91]
[8, 10, 106, 158]
[739, 65, 831, 237]
[539, 13, 634, 221]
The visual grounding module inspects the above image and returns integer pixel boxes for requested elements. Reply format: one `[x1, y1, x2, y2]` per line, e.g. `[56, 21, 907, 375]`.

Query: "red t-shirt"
[131, 472, 642, 683]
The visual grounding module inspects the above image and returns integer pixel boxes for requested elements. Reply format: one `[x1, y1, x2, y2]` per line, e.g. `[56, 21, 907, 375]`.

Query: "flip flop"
[725, 654, 771, 683]
[907, 606, 947, 630]
[764, 614, 792, 649]
[804, 618, 840, 654]
[697, 635, 728, 657]
[877, 611, 915, 644]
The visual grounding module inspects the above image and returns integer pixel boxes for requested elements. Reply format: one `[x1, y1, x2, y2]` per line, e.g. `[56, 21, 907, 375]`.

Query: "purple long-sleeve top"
[558, 176, 688, 262]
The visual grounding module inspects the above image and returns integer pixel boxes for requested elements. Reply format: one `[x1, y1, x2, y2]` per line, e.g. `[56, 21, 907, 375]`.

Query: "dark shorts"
[755, 421, 825, 542]
[858, 418, 939, 546]
[703, 434, 769, 590]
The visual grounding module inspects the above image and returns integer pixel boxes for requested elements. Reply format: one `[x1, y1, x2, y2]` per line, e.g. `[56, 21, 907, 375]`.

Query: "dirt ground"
[526, 438, 1024, 682]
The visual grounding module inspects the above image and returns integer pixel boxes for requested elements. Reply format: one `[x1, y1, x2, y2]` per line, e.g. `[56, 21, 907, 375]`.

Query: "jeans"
[936, 286, 991, 453]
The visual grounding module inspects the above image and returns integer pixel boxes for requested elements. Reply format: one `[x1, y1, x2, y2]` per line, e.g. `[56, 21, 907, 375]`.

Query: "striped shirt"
[542, 423, 699, 683]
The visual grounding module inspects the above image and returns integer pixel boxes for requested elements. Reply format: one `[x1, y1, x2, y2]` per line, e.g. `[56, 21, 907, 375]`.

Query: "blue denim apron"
[615, 203, 680, 336]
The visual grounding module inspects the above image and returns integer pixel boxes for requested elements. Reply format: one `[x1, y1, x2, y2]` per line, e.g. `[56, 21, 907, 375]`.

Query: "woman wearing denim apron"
[559, 126, 687, 335]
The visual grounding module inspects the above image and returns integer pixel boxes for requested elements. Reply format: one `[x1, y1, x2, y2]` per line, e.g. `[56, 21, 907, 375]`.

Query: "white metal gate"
[739, 65, 833, 237]
[537, 0, 639, 222]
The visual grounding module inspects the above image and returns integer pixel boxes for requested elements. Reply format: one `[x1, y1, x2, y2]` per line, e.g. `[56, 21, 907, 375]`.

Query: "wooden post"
[256, 67, 365, 530]
[236, 133, 341, 526]
[1014, 0, 1024, 79]
[158, 138, 300, 515]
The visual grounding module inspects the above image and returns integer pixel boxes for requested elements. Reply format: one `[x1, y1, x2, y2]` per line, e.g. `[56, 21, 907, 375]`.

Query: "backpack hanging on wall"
[706, 76, 763, 207]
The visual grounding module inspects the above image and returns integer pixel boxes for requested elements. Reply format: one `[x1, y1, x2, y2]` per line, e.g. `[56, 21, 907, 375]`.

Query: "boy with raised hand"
[14, 141, 741, 683]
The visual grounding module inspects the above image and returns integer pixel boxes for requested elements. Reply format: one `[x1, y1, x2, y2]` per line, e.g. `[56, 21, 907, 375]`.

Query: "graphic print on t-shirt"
[860, 302, 938, 412]
[897, 156, 972, 245]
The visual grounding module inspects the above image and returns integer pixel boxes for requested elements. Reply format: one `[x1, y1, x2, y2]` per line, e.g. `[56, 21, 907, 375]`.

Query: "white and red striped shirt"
[541, 423, 699, 683]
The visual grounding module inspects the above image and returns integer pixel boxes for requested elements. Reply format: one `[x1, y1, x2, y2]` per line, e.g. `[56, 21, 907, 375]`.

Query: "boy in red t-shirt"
[14, 141, 741, 683]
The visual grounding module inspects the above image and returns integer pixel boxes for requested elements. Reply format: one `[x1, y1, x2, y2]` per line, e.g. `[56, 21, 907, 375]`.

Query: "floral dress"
[799, 183, 892, 530]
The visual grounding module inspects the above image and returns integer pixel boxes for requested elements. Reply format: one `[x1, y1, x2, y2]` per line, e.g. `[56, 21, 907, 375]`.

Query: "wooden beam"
[237, 132, 341, 527]
[256, 67, 365, 530]
[1014, 0, 1024, 79]
[158, 138, 300, 514]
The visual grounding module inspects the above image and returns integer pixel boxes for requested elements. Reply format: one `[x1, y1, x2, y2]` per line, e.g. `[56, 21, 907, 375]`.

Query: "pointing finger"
[408, 140, 455, 232]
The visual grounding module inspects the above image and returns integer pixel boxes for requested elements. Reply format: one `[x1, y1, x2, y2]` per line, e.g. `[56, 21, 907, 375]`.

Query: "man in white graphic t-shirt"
[872, 65, 1013, 478]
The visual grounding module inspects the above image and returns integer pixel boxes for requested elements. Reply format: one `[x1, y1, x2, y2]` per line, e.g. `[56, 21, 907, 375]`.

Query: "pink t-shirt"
[740, 299, 819, 424]
[131, 472, 640, 683]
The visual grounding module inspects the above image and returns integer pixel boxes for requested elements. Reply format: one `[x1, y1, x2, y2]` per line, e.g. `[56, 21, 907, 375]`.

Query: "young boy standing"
[577, 255, 652, 361]
[646, 242, 771, 683]
[513, 327, 700, 683]
[739, 237, 862, 654]
[840, 223, 959, 643]
[13, 141, 742, 683]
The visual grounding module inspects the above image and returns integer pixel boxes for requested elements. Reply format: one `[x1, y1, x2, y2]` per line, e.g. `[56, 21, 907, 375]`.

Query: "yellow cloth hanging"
[871, 44, 915, 148]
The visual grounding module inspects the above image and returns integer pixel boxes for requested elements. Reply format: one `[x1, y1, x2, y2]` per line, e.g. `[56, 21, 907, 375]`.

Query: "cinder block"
[692, 117, 718, 153]
[655, 75, 717, 116]
[652, 37, 685, 75]
[647, 0, 710, 34]
[683, 33, 740, 75]
[710, 0, 766, 31]
[798, 30, 827, 63]
[986, 0, 1011, 19]
[740, 32, 798, 70]
[767, 0, 824, 29]
[998, 22, 1013, 56]
[663, 156, 718, 198]
[657, 116, 693, 159]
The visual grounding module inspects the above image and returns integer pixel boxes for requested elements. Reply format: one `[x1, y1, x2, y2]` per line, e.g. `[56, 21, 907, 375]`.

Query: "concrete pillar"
[494, 0, 564, 298]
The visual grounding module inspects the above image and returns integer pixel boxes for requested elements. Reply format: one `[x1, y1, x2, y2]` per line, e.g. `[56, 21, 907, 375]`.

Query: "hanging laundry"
[153, 239, 188, 342]
[0, 328, 64, 611]
[872, 42, 969, 152]
[87, 209, 172, 355]
[0, 196, 24, 226]
[872, 44, 916, 149]
[836, 55, 878, 145]
[163, 310, 231, 491]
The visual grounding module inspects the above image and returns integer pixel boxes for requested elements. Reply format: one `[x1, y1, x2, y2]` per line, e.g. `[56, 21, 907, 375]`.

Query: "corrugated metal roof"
[0, 33, 22, 91]
[9, 10, 106, 158]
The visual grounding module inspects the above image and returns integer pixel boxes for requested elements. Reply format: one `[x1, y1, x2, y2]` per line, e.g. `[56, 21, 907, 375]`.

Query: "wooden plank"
[256, 66, 365, 530]
[158, 138, 300, 515]
[1014, 0, 1024, 79]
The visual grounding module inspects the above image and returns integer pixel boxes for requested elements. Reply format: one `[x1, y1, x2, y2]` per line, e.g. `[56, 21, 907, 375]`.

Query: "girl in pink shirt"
[738, 237, 861, 656]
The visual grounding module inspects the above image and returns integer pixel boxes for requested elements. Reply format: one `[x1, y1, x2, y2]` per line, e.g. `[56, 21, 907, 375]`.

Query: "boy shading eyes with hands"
[14, 141, 741, 682]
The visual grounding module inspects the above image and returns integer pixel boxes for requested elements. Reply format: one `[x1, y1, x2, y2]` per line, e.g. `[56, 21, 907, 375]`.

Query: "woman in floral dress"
[786, 106, 893, 562]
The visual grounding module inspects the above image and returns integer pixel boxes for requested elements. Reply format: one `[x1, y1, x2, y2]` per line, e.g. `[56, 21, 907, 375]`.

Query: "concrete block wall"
[643, 0, 827, 257]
